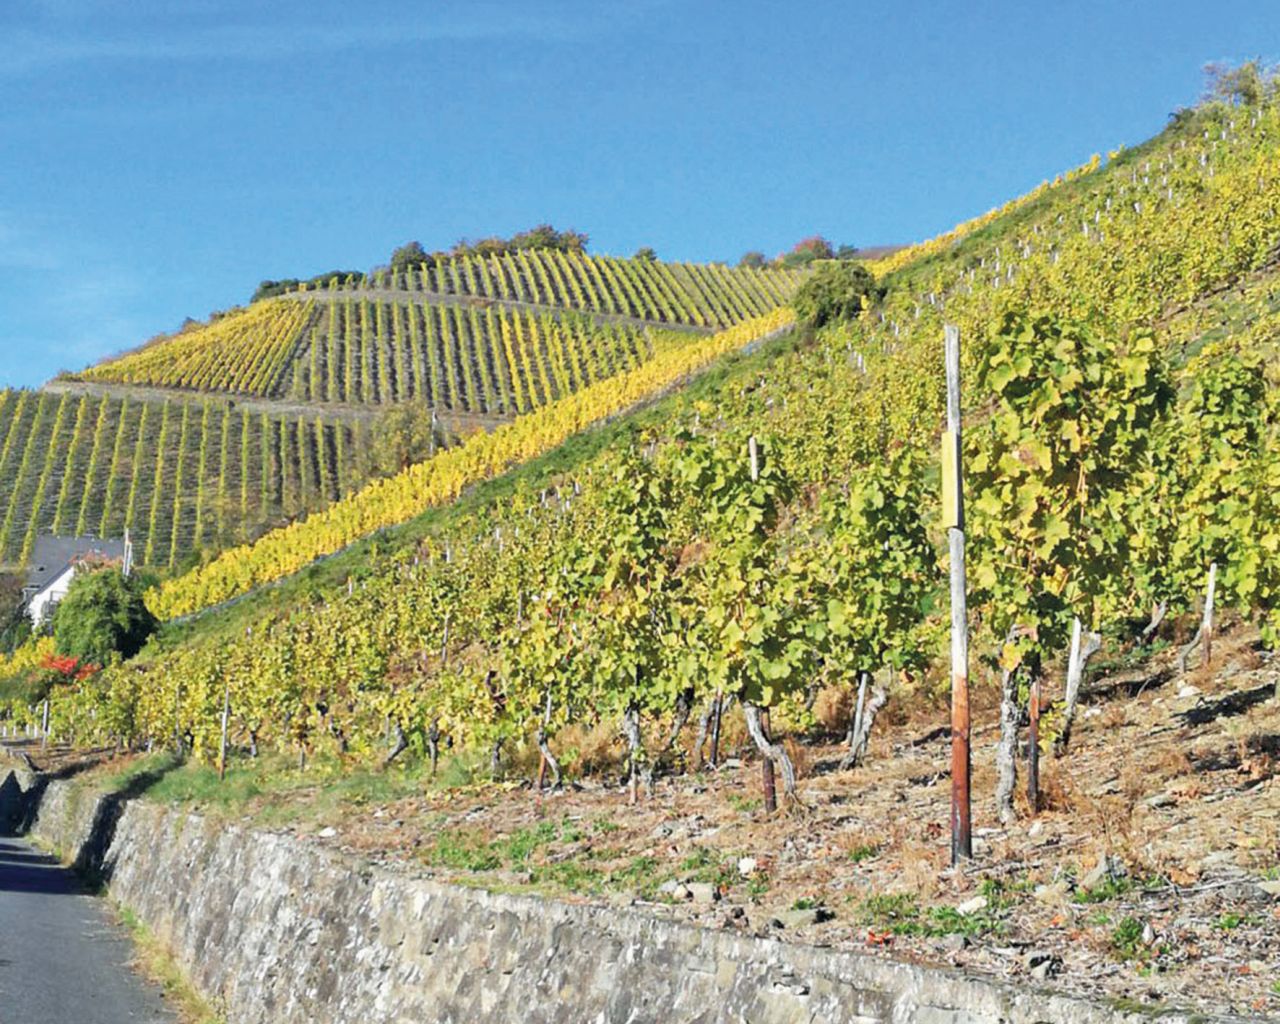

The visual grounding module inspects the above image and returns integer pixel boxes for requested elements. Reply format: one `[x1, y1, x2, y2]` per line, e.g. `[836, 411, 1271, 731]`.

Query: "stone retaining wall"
[0, 769, 1226, 1024]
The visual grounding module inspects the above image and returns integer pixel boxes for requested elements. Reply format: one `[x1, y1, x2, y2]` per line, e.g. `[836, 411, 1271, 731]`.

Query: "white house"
[23, 535, 128, 626]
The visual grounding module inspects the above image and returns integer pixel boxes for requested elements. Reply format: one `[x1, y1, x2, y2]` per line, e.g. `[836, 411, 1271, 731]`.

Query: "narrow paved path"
[0, 835, 176, 1023]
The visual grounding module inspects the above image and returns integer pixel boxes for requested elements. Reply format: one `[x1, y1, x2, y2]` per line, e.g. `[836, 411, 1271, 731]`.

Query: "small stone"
[1081, 855, 1126, 890]
[1028, 820, 1044, 837]
[936, 933, 969, 953]
[956, 895, 988, 916]
[1176, 684, 1201, 699]
[721, 758, 744, 770]
[1257, 880, 1280, 898]
[1199, 850, 1235, 870]
[1033, 881, 1069, 904]
[737, 856, 758, 877]
[317, 826, 337, 839]
[1141, 921, 1157, 945]
[658, 879, 686, 897]
[1220, 881, 1272, 904]
[686, 882, 719, 905]
[1021, 950, 1060, 980]
[770, 907, 829, 929]
[1143, 793, 1176, 809]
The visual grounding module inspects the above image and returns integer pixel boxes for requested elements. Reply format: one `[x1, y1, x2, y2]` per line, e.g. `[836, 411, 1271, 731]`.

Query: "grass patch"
[726, 794, 761, 813]
[81, 749, 444, 831]
[847, 842, 880, 864]
[1072, 874, 1135, 904]
[1110, 917, 1148, 961]
[116, 904, 224, 1024]
[855, 885, 1016, 939]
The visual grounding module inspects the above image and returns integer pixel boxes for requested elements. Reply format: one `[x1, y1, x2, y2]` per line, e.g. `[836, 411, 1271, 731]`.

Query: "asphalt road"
[0, 835, 176, 1023]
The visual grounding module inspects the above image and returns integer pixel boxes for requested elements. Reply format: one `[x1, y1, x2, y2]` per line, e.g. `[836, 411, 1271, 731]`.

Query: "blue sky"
[1, 0, 1274, 386]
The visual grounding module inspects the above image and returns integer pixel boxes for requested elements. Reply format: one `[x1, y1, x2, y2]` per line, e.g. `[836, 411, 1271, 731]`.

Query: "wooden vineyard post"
[749, 435, 777, 815]
[708, 692, 723, 768]
[760, 709, 777, 813]
[41, 699, 49, 750]
[1178, 562, 1218, 674]
[1026, 677, 1040, 815]
[218, 679, 231, 782]
[1201, 561, 1217, 670]
[943, 325, 972, 863]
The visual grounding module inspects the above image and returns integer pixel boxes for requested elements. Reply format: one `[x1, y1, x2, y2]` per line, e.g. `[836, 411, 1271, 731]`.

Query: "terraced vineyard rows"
[70, 255, 804, 408]
[76, 299, 316, 398]
[341, 249, 806, 328]
[73, 300, 685, 415]
[282, 303, 663, 412]
[0, 390, 368, 569]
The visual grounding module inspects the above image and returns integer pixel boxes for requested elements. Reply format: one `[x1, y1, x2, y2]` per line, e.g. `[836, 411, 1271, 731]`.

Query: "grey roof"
[23, 535, 127, 595]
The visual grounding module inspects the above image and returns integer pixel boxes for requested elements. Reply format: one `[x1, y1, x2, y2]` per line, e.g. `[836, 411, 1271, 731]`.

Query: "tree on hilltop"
[390, 241, 431, 271]
[779, 235, 835, 267]
[1202, 59, 1277, 107]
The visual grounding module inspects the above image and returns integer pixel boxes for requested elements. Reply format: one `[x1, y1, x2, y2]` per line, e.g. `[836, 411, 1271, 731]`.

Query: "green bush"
[53, 568, 157, 665]
[791, 260, 876, 327]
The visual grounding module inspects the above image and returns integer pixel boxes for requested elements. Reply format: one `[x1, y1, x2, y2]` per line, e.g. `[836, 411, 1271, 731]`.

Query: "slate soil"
[313, 625, 1280, 1020]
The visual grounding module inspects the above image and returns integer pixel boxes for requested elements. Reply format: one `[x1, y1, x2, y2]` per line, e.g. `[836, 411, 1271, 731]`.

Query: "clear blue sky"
[1, 0, 1274, 386]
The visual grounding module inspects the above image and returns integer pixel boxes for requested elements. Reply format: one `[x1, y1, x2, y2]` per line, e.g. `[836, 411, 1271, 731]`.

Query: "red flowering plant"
[39, 652, 100, 684]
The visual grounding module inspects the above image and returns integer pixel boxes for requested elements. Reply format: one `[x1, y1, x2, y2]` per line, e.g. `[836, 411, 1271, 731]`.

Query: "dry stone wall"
[0, 769, 1232, 1024]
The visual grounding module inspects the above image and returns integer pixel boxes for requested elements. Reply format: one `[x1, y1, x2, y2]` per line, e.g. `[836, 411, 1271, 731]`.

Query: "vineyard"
[77, 301, 678, 414]
[0, 390, 371, 570]
[325, 248, 806, 328]
[0, 251, 804, 577]
[144, 308, 795, 618]
[69, 253, 806, 407]
[8, 88, 1280, 837]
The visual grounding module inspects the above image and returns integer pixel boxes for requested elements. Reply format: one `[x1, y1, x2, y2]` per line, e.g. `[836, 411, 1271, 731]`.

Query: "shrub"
[53, 568, 157, 665]
[791, 260, 876, 327]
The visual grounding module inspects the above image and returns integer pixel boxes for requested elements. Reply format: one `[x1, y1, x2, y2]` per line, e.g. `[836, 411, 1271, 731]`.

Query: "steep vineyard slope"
[336, 249, 805, 328]
[74, 300, 673, 414]
[42, 91, 1280, 780]
[0, 391, 369, 571]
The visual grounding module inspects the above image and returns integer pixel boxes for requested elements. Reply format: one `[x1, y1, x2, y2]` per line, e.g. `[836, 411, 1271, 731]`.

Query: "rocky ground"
[13, 624, 1280, 1020]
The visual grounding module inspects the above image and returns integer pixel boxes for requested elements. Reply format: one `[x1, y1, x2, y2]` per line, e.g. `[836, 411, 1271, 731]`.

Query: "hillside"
[5, 83, 1280, 1018]
[66, 253, 804, 406]
[57, 93, 1276, 676]
[0, 253, 802, 574]
[0, 391, 369, 571]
